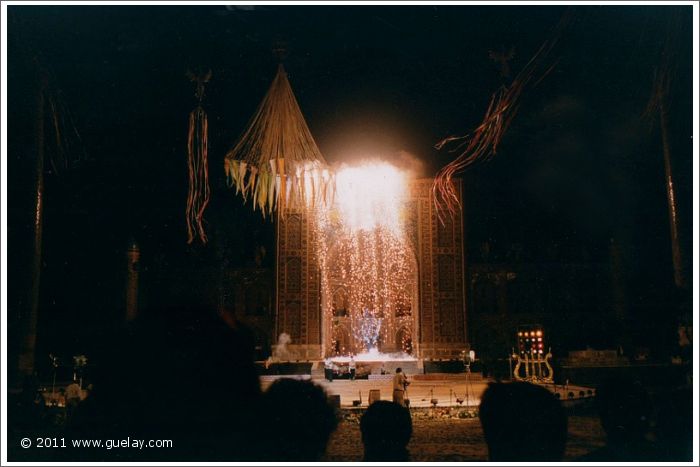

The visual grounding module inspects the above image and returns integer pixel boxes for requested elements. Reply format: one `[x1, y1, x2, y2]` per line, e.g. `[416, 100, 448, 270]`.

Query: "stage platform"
[259, 372, 595, 409]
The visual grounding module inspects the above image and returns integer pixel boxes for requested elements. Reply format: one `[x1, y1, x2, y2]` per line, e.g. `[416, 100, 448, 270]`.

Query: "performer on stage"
[392, 368, 409, 406]
[349, 356, 356, 381]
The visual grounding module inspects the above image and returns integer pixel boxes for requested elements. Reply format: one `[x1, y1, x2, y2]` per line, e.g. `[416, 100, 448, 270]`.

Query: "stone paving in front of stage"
[322, 413, 606, 462]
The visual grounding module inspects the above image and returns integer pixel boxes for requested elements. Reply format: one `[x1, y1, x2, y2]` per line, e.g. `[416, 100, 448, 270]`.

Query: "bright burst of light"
[354, 308, 383, 351]
[333, 162, 408, 234]
[315, 160, 414, 358]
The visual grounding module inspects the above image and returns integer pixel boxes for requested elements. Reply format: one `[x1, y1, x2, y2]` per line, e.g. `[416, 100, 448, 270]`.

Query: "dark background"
[7, 5, 694, 373]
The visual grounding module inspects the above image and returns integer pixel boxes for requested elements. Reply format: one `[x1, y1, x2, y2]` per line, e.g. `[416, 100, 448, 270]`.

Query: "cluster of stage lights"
[518, 329, 545, 354]
[314, 161, 412, 356]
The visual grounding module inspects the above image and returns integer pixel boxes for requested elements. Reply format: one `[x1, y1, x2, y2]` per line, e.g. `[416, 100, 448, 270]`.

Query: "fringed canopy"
[225, 64, 333, 217]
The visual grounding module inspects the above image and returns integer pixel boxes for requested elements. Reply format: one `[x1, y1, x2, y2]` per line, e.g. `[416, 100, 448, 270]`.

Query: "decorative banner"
[186, 70, 211, 244]
[432, 10, 572, 223]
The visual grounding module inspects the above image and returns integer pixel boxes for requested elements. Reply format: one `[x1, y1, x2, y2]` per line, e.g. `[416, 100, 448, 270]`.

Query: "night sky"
[7, 5, 694, 365]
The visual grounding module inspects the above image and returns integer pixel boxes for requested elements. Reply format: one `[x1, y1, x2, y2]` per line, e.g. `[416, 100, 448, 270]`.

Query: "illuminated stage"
[274, 166, 468, 362]
[259, 372, 595, 409]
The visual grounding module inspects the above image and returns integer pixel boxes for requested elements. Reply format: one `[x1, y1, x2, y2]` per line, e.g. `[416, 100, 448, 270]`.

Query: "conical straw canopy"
[225, 65, 333, 216]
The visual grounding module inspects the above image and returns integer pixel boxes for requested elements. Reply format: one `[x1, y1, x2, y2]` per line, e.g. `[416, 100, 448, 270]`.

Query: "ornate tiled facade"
[274, 209, 322, 360]
[275, 178, 467, 360]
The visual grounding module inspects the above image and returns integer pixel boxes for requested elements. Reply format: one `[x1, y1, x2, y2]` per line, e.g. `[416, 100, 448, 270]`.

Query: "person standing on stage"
[324, 359, 334, 382]
[349, 356, 356, 381]
[392, 368, 409, 406]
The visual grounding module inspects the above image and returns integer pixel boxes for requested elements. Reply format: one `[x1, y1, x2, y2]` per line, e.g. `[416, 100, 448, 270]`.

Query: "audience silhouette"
[64, 304, 262, 461]
[14, 373, 45, 430]
[258, 378, 339, 461]
[360, 400, 413, 461]
[578, 378, 660, 461]
[29, 292, 694, 463]
[654, 386, 693, 461]
[479, 382, 567, 461]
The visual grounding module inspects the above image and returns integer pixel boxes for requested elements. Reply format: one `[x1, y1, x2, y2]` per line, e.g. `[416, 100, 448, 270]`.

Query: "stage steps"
[310, 361, 325, 378]
[366, 360, 422, 375]
[413, 373, 481, 381]
[423, 360, 469, 374]
[255, 361, 313, 376]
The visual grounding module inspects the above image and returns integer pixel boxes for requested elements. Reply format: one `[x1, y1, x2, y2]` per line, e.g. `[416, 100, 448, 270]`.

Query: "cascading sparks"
[315, 161, 414, 358]
[333, 162, 407, 235]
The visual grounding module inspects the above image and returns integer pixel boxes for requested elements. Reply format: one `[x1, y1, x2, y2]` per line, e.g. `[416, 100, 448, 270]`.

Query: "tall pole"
[465, 359, 472, 407]
[18, 71, 46, 376]
[647, 13, 686, 293]
[608, 238, 626, 319]
[509, 348, 514, 381]
[658, 99, 686, 290]
[274, 206, 281, 354]
[125, 240, 140, 322]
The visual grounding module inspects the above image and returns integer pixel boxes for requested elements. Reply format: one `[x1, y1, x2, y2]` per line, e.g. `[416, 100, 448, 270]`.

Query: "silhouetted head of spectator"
[654, 387, 692, 461]
[21, 373, 39, 404]
[595, 378, 651, 444]
[360, 400, 413, 461]
[479, 382, 567, 461]
[260, 378, 338, 461]
[73, 303, 262, 461]
[396, 367, 402, 374]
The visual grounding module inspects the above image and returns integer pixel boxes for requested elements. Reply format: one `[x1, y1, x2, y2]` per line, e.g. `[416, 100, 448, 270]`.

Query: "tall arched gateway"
[275, 178, 467, 360]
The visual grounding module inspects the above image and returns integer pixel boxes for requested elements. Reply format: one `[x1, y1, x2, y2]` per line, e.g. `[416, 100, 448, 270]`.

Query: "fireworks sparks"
[355, 308, 383, 351]
[333, 162, 408, 235]
[314, 161, 415, 358]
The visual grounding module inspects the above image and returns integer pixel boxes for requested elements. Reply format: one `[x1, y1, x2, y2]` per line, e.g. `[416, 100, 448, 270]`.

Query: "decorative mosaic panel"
[286, 257, 301, 292]
[287, 214, 302, 249]
[438, 254, 455, 292]
[285, 300, 301, 339]
[276, 208, 321, 349]
[437, 213, 454, 248]
[438, 298, 457, 337]
[412, 179, 467, 355]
